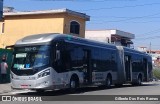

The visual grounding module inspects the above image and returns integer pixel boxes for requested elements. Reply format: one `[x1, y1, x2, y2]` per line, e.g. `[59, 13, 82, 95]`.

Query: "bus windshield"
[11, 45, 50, 75]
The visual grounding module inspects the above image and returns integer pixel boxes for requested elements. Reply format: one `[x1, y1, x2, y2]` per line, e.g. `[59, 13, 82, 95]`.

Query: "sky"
[3, 0, 160, 50]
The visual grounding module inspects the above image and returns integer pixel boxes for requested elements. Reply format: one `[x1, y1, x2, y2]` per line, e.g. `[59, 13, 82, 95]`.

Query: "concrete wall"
[85, 30, 134, 47]
[85, 30, 111, 43]
[0, 12, 87, 48]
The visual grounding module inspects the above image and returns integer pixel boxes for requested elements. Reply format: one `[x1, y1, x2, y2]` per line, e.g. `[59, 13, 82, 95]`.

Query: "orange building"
[0, 8, 90, 48]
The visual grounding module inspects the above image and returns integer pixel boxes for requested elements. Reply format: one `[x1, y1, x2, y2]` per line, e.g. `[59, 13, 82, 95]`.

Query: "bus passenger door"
[83, 50, 92, 84]
[125, 56, 132, 82]
[143, 58, 148, 81]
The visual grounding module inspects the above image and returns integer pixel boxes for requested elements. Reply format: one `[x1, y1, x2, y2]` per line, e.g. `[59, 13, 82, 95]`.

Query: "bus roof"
[14, 33, 151, 59]
[123, 46, 151, 58]
[15, 33, 117, 49]
[15, 33, 61, 45]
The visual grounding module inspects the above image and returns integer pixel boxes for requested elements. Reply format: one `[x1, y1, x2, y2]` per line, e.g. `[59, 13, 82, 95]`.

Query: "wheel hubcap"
[138, 78, 141, 85]
[107, 78, 110, 86]
[71, 80, 76, 88]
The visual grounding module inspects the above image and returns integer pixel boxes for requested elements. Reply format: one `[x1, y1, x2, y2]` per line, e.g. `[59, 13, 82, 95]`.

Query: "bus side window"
[63, 50, 71, 70]
[57, 41, 72, 72]
[54, 41, 66, 73]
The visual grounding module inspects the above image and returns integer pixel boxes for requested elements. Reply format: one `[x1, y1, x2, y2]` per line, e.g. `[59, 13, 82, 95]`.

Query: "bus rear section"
[123, 47, 152, 85]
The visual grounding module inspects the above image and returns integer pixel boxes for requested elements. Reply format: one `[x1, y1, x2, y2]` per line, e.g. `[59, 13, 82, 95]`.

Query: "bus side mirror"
[55, 50, 60, 61]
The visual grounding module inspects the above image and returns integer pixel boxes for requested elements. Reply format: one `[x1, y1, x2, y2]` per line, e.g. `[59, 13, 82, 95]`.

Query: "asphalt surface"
[1, 81, 160, 104]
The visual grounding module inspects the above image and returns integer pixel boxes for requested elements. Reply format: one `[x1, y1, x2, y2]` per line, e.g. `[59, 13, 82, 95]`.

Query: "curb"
[0, 83, 12, 94]
[0, 90, 13, 94]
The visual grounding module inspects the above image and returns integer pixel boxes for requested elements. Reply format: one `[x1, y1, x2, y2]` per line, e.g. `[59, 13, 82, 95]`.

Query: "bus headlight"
[38, 69, 50, 78]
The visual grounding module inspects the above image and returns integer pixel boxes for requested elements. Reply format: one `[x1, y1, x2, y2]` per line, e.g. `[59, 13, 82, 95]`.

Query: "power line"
[136, 35, 160, 40]
[90, 20, 160, 23]
[88, 20, 160, 24]
[134, 43, 160, 47]
[87, 12, 160, 23]
[30, 0, 135, 2]
[78, 2, 160, 11]
[136, 28, 160, 38]
[91, 16, 160, 19]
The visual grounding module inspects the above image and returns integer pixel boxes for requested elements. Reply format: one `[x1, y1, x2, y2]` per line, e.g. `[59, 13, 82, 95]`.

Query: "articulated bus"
[11, 33, 152, 92]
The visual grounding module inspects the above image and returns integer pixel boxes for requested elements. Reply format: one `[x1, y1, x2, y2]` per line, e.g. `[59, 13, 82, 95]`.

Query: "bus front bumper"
[11, 77, 53, 90]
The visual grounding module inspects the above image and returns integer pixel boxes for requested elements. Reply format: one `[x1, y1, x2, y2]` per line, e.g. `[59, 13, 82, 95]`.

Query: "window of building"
[70, 21, 80, 35]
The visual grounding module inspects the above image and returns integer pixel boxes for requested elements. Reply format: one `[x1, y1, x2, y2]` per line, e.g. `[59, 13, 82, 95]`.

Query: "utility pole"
[149, 42, 151, 54]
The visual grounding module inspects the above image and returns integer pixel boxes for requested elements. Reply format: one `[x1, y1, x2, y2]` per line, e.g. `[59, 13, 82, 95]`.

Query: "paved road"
[1, 81, 160, 104]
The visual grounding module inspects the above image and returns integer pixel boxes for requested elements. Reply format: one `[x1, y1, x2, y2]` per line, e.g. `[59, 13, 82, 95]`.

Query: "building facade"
[138, 47, 160, 66]
[137, 47, 147, 53]
[147, 50, 160, 67]
[85, 29, 135, 48]
[0, 8, 90, 48]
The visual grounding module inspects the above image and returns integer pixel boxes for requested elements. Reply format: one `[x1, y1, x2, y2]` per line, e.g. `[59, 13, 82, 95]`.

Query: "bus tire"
[105, 75, 112, 88]
[69, 75, 79, 92]
[115, 84, 122, 87]
[35, 89, 45, 93]
[132, 75, 142, 86]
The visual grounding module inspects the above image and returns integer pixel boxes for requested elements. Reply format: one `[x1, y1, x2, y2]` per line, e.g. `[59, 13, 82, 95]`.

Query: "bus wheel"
[105, 75, 112, 88]
[35, 89, 45, 93]
[115, 84, 122, 87]
[69, 77, 78, 92]
[132, 75, 142, 86]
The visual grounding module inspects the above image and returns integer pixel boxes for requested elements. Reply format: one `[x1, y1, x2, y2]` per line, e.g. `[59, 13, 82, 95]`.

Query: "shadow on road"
[17, 82, 159, 96]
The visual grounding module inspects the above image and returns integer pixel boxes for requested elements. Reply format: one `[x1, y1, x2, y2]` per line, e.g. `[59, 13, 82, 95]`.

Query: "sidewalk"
[0, 83, 12, 94]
